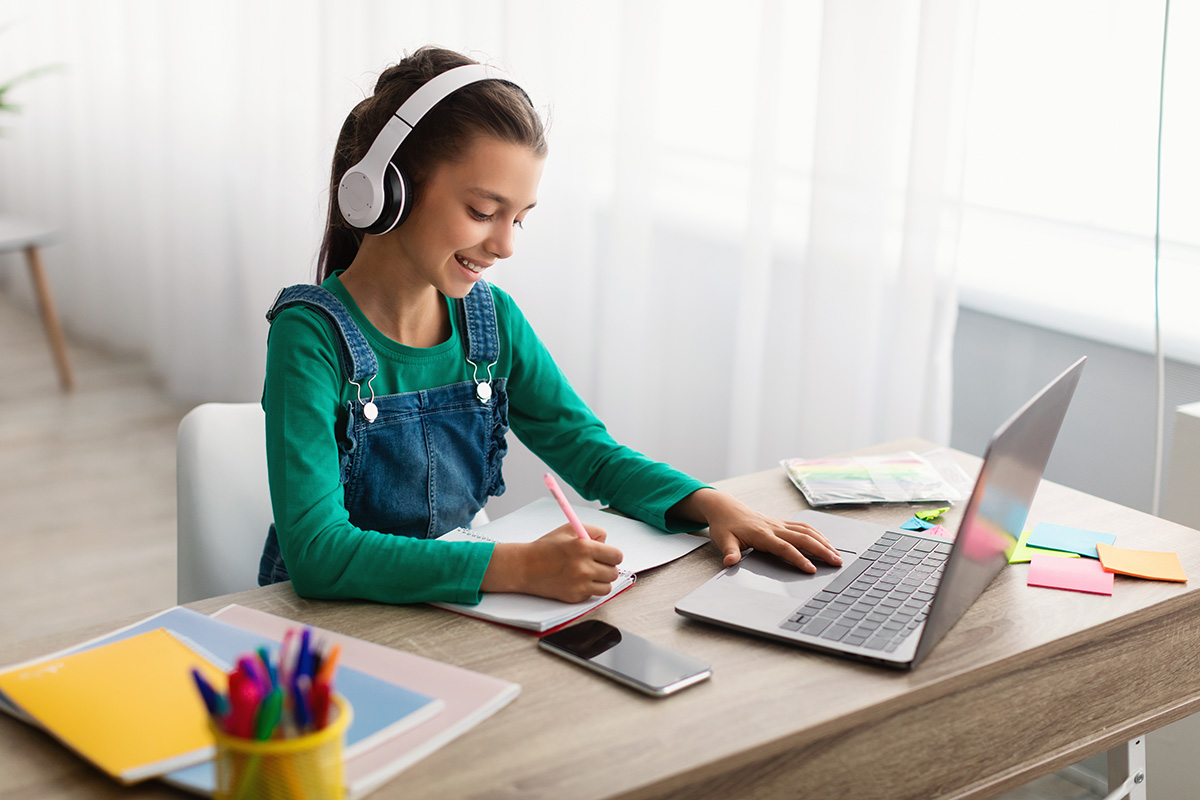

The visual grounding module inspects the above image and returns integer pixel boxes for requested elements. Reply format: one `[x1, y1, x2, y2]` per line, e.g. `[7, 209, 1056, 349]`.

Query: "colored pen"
[233, 688, 285, 800]
[293, 674, 312, 731]
[543, 473, 590, 540]
[316, 643, 341, 685]
[227, 673, 262, 739]
[278, 629, 295, 690]
[254, 688, 284, 741]
[191, 668, 225, 720]
[256, 646, 277, 689]
[296, 629, 313, 682]
[311, 676, 332, 730]
[237, 655, 269, 697]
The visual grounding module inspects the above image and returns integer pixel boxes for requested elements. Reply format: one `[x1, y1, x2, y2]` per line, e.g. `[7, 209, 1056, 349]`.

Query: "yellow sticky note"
[1097, 542, 1187, 582]
[1009, 528, 1080, 564]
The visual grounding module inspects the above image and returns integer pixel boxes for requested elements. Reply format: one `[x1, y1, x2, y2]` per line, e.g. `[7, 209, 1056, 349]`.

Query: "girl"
[258, 46, 840, 605]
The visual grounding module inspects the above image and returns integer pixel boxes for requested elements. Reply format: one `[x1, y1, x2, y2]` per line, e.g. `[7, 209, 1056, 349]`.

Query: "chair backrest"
[176, 401, 492, 604]
[176, 402, 273, 603]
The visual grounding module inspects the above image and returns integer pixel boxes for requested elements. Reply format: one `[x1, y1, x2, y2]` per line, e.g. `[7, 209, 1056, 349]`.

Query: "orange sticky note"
[1096, 543, 1187, 582]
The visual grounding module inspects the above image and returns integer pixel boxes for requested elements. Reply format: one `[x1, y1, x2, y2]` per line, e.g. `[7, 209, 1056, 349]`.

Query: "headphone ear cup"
[363, 162, 413, 235]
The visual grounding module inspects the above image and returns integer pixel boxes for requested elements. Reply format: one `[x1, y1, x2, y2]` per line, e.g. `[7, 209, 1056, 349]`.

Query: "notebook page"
[448, 497, 707, 574]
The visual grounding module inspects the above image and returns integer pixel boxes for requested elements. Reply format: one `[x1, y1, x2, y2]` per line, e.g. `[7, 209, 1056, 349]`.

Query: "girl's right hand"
[482, 523, 624, 603]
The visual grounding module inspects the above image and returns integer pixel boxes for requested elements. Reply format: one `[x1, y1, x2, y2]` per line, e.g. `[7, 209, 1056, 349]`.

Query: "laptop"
[676, 356, 1086, 669]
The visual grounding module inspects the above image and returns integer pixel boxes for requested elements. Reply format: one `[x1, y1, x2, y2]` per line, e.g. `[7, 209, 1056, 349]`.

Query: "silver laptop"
[676, 357, 1086, 669]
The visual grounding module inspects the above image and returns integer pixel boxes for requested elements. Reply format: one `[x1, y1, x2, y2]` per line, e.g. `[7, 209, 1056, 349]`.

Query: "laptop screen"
[911, 357, 1086, 666]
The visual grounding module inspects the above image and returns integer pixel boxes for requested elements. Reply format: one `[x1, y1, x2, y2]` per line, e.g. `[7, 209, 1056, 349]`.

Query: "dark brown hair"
[316, 47, 547, 283]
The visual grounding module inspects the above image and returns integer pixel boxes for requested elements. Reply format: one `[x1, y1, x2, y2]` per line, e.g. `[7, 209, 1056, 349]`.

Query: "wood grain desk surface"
[4, 439, 1200, 800]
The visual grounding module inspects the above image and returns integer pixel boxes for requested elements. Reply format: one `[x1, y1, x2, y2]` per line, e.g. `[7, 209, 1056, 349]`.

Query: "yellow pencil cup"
[211, 695, 352, 800]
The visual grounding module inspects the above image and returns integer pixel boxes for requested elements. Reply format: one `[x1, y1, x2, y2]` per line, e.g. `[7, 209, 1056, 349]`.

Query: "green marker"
[254, 688, 283, 740]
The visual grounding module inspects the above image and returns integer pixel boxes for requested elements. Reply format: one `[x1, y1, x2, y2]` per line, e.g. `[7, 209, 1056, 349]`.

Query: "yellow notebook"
[0, 627, 226, 784]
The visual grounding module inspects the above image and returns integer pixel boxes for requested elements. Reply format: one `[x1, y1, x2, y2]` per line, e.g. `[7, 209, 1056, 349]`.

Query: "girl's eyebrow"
[470, 188, 537, 211]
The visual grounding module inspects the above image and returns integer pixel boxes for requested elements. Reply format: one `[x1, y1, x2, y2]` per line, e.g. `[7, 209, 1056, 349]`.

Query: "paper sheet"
[1097, 543, 1187, 582]
[1027, 554, 1114, 595]
[1026, 522, 1116, 559]
[445, 497, 708, 574]
[1008, 528, 1080, 564]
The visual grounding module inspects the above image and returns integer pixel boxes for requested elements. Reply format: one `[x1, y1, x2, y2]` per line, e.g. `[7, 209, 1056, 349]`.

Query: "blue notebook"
[42, 606, 443, 795]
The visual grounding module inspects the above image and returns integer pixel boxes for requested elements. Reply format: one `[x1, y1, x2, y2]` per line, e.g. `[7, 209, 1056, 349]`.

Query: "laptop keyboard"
[779, 532, 952, 652]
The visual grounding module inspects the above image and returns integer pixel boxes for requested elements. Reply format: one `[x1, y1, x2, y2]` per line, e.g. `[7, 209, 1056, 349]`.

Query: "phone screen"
[538, 620, 711, 696]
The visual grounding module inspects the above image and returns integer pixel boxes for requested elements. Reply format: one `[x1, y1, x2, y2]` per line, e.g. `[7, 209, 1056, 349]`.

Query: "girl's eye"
[469, 207, 493, 222]
[514, 218, 525, 229]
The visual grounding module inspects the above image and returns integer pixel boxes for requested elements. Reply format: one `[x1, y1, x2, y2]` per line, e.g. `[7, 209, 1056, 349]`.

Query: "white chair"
[176, 401, 490, 604]
[176, 402, 273, 603]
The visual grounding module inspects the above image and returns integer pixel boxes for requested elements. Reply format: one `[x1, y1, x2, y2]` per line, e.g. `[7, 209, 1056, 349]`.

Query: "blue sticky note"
[1027, 522, 1116, 559]
[900, 516, 935, 531]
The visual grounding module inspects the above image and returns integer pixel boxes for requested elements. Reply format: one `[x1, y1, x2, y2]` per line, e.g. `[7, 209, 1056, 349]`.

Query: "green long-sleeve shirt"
[263, 274, 708, 605]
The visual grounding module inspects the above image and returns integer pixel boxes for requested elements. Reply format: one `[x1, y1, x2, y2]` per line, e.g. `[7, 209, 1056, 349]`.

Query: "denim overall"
[257, 281, 509, 586]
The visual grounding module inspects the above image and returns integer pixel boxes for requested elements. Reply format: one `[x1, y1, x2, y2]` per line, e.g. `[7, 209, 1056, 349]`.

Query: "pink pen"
[543, 473, 590, 540]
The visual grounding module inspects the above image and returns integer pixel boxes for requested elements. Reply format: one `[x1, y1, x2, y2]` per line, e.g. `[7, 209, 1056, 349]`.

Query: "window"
[956, 0, 1200, 364]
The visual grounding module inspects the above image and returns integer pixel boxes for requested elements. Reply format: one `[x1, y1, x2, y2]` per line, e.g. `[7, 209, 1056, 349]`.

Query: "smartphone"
[538, 620, 712, 697]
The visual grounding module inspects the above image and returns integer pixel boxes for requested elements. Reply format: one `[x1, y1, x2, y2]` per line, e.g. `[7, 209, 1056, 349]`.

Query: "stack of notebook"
[0, 605, 520, 798]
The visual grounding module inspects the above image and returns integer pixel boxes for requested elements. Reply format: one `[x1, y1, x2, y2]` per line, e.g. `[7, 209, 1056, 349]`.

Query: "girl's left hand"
[673, 488, 842, 573]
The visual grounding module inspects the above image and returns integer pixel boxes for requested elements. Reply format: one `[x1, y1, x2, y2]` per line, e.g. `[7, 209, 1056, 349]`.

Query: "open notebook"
[432, 497, 708, 632]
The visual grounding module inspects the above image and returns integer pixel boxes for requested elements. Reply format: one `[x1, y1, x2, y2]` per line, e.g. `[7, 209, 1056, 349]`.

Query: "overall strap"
[457, 280, 500, 364]
[266, 285, 378, 383]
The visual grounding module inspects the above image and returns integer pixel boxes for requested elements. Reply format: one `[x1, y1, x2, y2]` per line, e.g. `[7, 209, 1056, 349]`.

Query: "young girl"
[258, 46, 840, 605]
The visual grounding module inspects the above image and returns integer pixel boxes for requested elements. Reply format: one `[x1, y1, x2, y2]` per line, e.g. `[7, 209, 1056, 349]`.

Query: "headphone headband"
[337, 63, 510, 233]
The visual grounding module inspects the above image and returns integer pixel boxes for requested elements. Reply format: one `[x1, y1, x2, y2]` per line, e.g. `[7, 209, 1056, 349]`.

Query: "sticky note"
[1027, 553, 1114, 595]
[925, 524, 953, 540]
[1026, 522, 1116, 559]
[1008, 528, 1081, 564]
[900, 516, 935, 531]
[1097, 543, 1187, 582]
[915, 507, 950, 521]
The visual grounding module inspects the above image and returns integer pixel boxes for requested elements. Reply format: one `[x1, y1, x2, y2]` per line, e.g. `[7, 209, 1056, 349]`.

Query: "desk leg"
[24, 245, 75, 391]
[1104, 736, 1147, 800]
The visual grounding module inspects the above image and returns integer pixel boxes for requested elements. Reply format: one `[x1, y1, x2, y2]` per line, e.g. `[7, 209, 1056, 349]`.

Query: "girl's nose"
[486, 222, 516, 260]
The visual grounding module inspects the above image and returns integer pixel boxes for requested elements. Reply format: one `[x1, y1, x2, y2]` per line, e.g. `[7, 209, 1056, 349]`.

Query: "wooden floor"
[0, 291, 190, 651]
[0, 291, 1104, 800]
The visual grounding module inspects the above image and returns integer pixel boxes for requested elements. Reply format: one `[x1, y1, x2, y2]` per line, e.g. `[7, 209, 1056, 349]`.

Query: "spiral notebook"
[431, 498, 708, 632]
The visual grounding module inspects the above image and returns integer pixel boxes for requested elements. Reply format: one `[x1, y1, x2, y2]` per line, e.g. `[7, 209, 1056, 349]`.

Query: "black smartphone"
[538, 620, 712, 697]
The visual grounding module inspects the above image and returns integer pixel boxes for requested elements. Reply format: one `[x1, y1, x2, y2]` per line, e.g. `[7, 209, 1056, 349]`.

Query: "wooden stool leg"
[24, 245, 75, 391]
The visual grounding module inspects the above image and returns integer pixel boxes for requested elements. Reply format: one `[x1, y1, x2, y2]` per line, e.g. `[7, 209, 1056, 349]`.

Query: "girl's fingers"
[784, 521, 835, 549]
[760, 537, 817, 573]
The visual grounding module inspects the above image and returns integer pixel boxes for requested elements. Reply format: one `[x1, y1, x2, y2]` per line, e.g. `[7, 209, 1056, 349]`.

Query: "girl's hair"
[317, 47, 547, 283]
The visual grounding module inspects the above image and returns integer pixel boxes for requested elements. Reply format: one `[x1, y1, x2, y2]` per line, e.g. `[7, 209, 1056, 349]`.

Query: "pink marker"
[543, 473, 590, 540]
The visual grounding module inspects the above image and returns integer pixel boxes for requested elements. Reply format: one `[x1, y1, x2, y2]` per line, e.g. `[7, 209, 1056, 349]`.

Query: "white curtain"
[0, 0, 974, 492]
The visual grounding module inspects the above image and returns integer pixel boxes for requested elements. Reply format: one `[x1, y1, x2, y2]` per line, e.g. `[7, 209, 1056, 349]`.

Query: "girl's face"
[397, 136, 545, 299]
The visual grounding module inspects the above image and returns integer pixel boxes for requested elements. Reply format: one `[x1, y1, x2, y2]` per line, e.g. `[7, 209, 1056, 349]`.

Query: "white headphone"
[336, 64, 511, 236]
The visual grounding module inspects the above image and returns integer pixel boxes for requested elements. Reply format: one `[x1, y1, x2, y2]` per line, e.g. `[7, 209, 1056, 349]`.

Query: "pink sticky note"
[926, 524, 954, 540]
[1027, 553, 1114, 595]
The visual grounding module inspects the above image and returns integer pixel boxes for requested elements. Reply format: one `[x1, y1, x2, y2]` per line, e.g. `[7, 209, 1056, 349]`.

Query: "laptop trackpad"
[718, 551, 848, 600]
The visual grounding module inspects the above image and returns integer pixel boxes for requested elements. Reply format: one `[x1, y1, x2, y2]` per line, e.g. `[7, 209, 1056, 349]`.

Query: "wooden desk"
[3, 439, 1199, 799]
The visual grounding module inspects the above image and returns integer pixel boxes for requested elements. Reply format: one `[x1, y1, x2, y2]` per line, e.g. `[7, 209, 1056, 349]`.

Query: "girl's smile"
[403, 136, 545, 298]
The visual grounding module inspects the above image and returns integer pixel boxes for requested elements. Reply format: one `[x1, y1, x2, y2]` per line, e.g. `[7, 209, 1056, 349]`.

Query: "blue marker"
[256, 646, 277, 689]
[191, 668, 226, 720]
